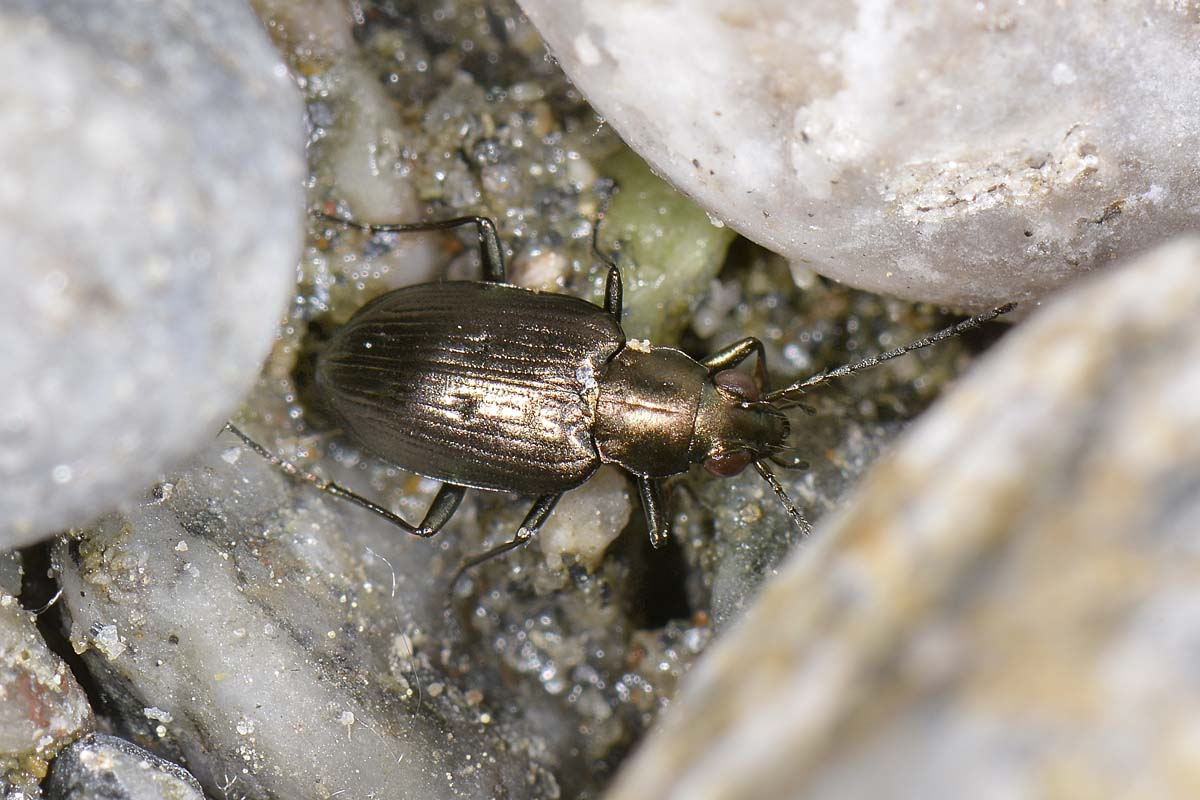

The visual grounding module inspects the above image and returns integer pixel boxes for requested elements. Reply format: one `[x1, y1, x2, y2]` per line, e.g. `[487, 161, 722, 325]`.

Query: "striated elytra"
[229, 212, 1013, 575]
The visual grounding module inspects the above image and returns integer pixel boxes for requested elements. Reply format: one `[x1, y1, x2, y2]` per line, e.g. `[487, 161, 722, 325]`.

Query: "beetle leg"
[702, 337, 769, 393]
[637, 477, 670, 548]
[450, 493, 563, 585]
[603, 264, 623, 322]
[224, 422, 462, 538]
[413, 484, 467, 537]
[318, 211, 507, 283]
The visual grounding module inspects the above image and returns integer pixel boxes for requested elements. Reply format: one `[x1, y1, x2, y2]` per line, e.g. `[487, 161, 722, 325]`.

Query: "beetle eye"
[714, 370, 759, 402]
[704, 449, 753, 477]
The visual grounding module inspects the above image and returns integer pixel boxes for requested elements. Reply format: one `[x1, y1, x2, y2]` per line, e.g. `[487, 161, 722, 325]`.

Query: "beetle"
[228, 210, 1013, 574]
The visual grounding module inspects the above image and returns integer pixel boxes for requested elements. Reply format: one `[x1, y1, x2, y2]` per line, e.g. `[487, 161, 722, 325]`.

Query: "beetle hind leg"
[450, 492, 563, 586]
[224, 422, 464, 538]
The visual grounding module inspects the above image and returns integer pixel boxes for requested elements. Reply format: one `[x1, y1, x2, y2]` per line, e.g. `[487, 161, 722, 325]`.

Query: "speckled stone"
[0, 0, 304, 547]
[518, 0, 1200, 309]
[45, 733, 203, 800]
[604, 237, 1200, 799]
[0, 594, 92, 796]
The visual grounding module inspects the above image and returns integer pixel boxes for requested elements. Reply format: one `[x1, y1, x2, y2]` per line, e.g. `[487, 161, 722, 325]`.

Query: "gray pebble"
[45, 733, 202, 800]
[0, 0, 305, 547]
[519, 1, 1200, 308]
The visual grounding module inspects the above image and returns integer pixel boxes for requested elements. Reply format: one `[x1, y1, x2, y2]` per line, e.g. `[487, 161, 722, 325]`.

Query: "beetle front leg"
[450, 492, 563, 585]
[702, 337, 769, 393]
[637, 476, 670, 549]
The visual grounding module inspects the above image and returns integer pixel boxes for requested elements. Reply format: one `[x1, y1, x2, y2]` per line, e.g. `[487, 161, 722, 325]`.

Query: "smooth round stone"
[0, 0, 305, 547]
[603, 236, 1200, 799]
[517, 1, 1200, 308]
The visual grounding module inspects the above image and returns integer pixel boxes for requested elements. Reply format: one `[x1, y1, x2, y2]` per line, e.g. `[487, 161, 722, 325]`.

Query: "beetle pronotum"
[228, 210, 1012, 576]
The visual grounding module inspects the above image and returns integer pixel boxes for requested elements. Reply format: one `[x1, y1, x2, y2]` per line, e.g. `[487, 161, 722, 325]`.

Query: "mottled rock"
[596, 150, 736, 342]
[45, 733, 203, 800]
[518, 0, 1200, 308]
[604, 237, 1200, 800]
[0, 595, 92, 796]
[0, 0, 305, 547]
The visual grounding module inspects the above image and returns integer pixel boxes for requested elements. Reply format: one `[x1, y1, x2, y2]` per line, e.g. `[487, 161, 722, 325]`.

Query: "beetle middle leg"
[702, 337, 769, 393]
[224, 423, 465, 537]
[450, 492, 563, 585]
[318, 211, 507, 283]
[637, 477, 670, 549]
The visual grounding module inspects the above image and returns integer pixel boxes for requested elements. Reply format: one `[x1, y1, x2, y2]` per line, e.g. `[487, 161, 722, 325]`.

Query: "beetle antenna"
[753, 460, 812, 536]
[764, 303, 1016, 403]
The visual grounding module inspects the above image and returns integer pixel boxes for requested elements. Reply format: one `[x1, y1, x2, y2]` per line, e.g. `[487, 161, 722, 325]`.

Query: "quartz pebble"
[604, 237, 1200, 800]
[0, 0, 304, 547]
[517, 1, 1200, 308]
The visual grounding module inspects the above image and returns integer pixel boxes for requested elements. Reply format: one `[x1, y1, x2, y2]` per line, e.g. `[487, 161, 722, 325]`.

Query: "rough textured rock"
[517, 0, 1200, 309]
[52, 433, 559, 800]
[0, 594, 92, 796]
[0, 0, 305, 547]
[604, 237, 1200, 800]
[45, 733, 203, 800]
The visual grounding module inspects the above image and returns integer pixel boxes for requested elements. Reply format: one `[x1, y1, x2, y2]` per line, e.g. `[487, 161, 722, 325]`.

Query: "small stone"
[53, 430, 552, 799]
[45, 733, 203, 800]
[90, 625, 126, 661]
[0, 597, 92, 795]
[537, 466, 632, 572]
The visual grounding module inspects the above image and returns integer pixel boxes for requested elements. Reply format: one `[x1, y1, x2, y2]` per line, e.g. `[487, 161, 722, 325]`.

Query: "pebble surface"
[0, 0, 305, 547]
[45, 733, 204, 800]
[518, 0, 1200, 309]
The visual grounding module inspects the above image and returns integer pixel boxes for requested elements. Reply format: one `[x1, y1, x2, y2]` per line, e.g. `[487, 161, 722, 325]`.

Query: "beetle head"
[692, 370, 790, 476]
[690, 369, 812, 534]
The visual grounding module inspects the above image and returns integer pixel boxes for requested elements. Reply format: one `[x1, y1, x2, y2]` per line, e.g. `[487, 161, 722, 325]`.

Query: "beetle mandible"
[228, 210, 1013, 574]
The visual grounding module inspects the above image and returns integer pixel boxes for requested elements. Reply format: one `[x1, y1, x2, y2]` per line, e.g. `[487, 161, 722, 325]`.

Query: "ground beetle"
[228, 211, 1013, 574]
